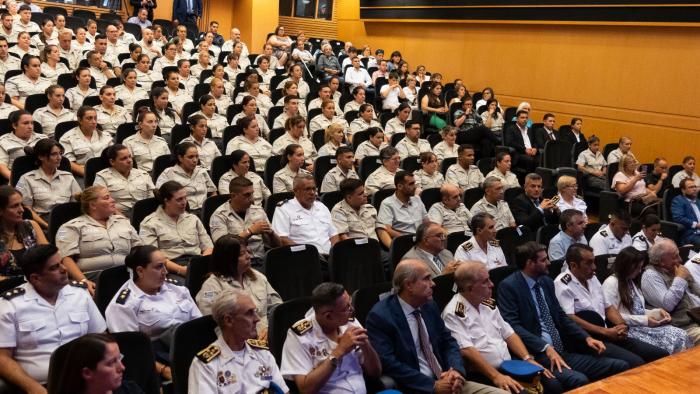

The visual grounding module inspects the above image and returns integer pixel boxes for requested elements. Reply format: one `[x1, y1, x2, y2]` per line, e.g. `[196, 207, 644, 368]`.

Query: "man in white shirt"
[137, 28, 162, 59]
[589, 212, 632, 257]
[344, 56, 373, 94]
[221, 27, 249, 58]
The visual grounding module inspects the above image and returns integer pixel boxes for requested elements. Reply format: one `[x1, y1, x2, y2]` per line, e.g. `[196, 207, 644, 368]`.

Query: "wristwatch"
[523, 354, 534, 361]
[329, 355, 340, 369]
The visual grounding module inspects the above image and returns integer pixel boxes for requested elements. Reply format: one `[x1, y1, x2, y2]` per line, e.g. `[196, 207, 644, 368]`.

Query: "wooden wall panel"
[279, 2, 339, 39]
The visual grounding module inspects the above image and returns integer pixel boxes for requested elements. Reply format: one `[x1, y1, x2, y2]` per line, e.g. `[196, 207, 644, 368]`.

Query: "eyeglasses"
[428, 233, 446, 240]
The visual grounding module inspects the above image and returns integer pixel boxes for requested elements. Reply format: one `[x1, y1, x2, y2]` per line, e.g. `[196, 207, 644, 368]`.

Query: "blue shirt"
[522, 273, 554, 351]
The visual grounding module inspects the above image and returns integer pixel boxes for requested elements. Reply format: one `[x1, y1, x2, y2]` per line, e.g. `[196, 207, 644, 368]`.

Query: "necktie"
[412, 310, 442, 378]
[532, 282, 564, 353]
[432, 255, 443, 272]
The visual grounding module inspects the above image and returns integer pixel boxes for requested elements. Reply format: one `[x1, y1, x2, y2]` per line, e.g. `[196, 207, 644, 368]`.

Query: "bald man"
[366, 259, 508, 394]
[222, 27, 249, 58]
[428, 183, 473, 236]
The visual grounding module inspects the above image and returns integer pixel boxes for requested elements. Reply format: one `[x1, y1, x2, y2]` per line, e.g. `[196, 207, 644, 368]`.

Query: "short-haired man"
[376, 170, 427, 249]
[366, 259, 508, 394]
[317, 43, 342, 82]
[57, 31, 81, 70]
[210, 177, 280, 266]
[396, 120, 431, 160]
[645, 157, 669, 197]
[199, 21, 223, 47]
[345, 56, 373, 93]
[548, 209, 588, 261]
[555, 244, 668, 368]
[320, 146, 360, 193]
[504, 110, 538, 173]
[511, 173, 558, 232]
[671, 178, 700, 247]
[607, 137, 634, 164]
[13, 5, 39, 33]
[443, 261, 556, 393]
[272, 173, 339, 255]
[470, 177, 516, 231]
[372, 58, 389, 85]
[0, 12, 18, 45]
[137, 28, 162, 59]
[188, 289, 288, 393]
[589, 212, 632, 256]
[0, 244, 106, 390]
[498, 242, 629, 391]
[272, 94, 300, 130]
[533, 113, 558, 149]
[0, 36, 20, 82]
[454, 212, 507, 270]
[331, 178, 378, 241]
[402, 222, 457, 277]
[308, 82, 341, 115]
[281, 283, 381, 393]
[642, 239, 700, 344]
[445, 144, 485, 192]
[671, 155, 700, 188]
[127, 8, 152, 29]
[428, 183, 473, 235]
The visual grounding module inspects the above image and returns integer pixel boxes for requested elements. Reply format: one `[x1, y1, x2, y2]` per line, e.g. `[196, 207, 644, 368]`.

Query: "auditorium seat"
[264, 245, 322, 301]
[329, 238, 384, 294]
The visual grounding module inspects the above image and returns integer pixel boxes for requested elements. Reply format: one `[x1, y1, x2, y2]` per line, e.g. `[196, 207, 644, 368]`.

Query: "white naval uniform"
[554, 270, 606, 319]
[271, 198, 338, 255]
[589, 225, 632, 257]
[454, 238, 507, 270]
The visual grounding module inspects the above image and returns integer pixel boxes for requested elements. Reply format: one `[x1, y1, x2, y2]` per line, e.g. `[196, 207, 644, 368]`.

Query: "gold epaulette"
[455, 301, 466, 318]
[481, 298, 496, 310]
[292, 319, 312, 336]
[196, 344, 220, 363]
[246, 339, 269, 350]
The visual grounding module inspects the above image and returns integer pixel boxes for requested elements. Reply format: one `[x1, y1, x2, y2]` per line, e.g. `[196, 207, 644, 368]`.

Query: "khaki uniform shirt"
[354, 141, 388, 162]
[94, 104, 131, 135]
[114, 85, 149, 116]
[365, 166, 397, 197]
[320, 166, 360, 193]
[60, 128, 113, 166]
[428, 202, 473, 235]
[225, 136, 272, 171]
[445, 164, 484, 191]
[56, 214, 141, 274]
[470, 198, 515, 232]
[93, 167, 155, 215]
[271, 132, 318, 164]
[272, 165, 311, 194]
[209, 202, 269, 259]
[0, 55, 20, 82]
[485, 169, 520, 190]
[218, 170, 270, 207]
[349, 118, 381, 136]
[433, 142, 459, 162]
[155, 165, 216, 211]
[331, 200, 378, 240]
[65, 87, 98, 111]
[5, 74, 51, 104]
[32, 106, 76, 138]
[123, 133, 171, 174]
[0, 132, 47, 169]
[231, 113, 270, 139]
[414, 169, 444, 192]
[139, 206, 213, 259]
[190, 110, 229, 140]
[395, 137, 431, 160]
[165, 86, 192, 114]
[309, 115, 349, 137]
[16, 168, 80, 215]
[180, 135, 222, 170]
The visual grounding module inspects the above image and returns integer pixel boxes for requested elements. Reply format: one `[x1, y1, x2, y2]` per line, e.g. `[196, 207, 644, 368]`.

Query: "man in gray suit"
[402, 222, 458, 277]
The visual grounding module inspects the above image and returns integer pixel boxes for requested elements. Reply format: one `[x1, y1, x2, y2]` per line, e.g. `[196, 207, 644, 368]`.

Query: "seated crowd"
[1, 6, 700, 394]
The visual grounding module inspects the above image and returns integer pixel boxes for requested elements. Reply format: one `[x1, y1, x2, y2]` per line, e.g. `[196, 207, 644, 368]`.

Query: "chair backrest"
[660, 220, 683, 243]
[267, 106, 284, 129]
[662, 187, 682, 221]
[320, 190, 343, 212]
[264, 245, 322, 300]
[10, 155, 37, 187]
[151, 154, 175, 183]
[269, 127, 285, 145]
[313, 155, 336, 188]
[584, 222, 603, 241]
[536, 224, 561, 247]
[440, 157, 457, 176]
[351, 282, 392, 326]
[264, 192, 294, 221]
[201, 194, 230, 234]
[311, 129, 325, 151]
[352, 130, 369, 152]
[54, 121, 79, 142]
[496, 226, 534, 265]
[419, 187, 442, 211]
[171, 315, 218, 394]
[446, 232, 469, 254]
[603, 143, 618, 160]
[462, 187, 484, 209]
[598, 191, 622, 224]
[477, 157, 494, 176]
[359, 155, 381, 181]
[388, 233, 415, 276]
[115, 122, 138, 144]
[24, 94, 48, 114]
[489, 265, 517, 300]
[170, 124, 192, 151]
[390, 132, 405, 147]
[548, 259, 565, 279]
[84, 156, 109, 187]
[49, 202, 81, 243]
[268, 297, 313, 364]
[371, 187, 395, 211]
[94, 265, 129, 316]
[594, 254, 616, 282]
[401, 156, 420, 174]
[263, 155, 284, 190]
[432, 273, 455, 311]
[329, 238, 384, 293]
[130, 197, 160, 232]
[185, 255, 212, 299]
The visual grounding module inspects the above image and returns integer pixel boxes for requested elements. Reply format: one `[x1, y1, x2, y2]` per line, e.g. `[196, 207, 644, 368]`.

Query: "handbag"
[429, 113, 447, 129]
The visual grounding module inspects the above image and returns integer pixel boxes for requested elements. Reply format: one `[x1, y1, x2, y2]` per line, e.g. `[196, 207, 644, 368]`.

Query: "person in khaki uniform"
[209, 177, 280, 266]
[320, 146, 360, 193]
[364, 146, 400, 196]
[273, 144, 311, 194]
[93, 144, 155, 218]
[413, 151, 445, 194]
[123, 109, 171, 174]
[0, 110, 47, 181]
[180, 114, 222, 170]
[470, 177, 516, 232]
[225, 115, 272, 171]
[331, 178, 379, 241]
[32, 85, 76, 138]
[60, 106, 113, 179]
[56, 186, 141, 295]
[189, 94, 229, 141]
[5, 55, 51, 108]
[445, 144, 485, 192]
[354, 126, 388, 162]
[155, 142, 216, 214]
[16, 139, 81, 227]
[195, 236, 282, 339]
[485, 152, 520, 190]
[395, 119, 432, 160]
[139, 181, 213, 277]
[428, 183, 473, 236]
[217, 150, 270, 207]
[94, 85, 131, 136]
[271, 114, 318, 167]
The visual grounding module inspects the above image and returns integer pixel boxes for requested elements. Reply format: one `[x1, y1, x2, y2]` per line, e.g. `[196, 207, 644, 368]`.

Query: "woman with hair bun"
[123, 108, 171, 174]
[180, 113, 221, 170]
[56, 185, 141, 295]
[155, 142, 216, 216]
[0, 109, 47, 182]
[217, 150, 270, 206]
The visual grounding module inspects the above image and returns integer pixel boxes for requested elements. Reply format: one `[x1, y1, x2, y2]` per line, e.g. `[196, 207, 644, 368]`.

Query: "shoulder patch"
[560, 273, 572, 285]
[196, 344, 220, 363]
[277, 198, 291, 207]
[246, 339, 269, 350]
[116, 288, 130, 305]
[461, 242, 474, 252]
[489, 239, 500, 247]
[455, 301, 466, 318]
[165, 278, 183, 286]
[692, 254, 700, 264]
[634, 234, 646, 242]
[600, 230, 608, 237]
[2, 287, 25, 300]
[481, 298, 496, 310]
[292, 319, 312, 336]
[69, 280, 88, 289]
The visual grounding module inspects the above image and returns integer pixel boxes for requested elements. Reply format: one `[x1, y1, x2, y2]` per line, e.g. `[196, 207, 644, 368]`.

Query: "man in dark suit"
[497, 242, 629, 393]
[558, 118, 586, 147]
[671, 178, 700, 247]
[172, 0, 202, 26]
[366, 259, 508, 394]
[511, 173, 558, 232]
[504, 110, 538, 173]
[533, 113, 558, 150]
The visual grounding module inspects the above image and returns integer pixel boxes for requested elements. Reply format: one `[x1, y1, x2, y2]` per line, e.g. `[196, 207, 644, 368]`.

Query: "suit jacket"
[671, 194, 700, 241]
[172, 0, 202, 22]
[366, 294, 465, 394]
[401, 246, 454, 277]
[504, 123, 535, 154]
[559, 129, 586, 146]
[497, 271, 588, 353]
[533, 127, 558, 150]
[511, 193, 558, 231]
